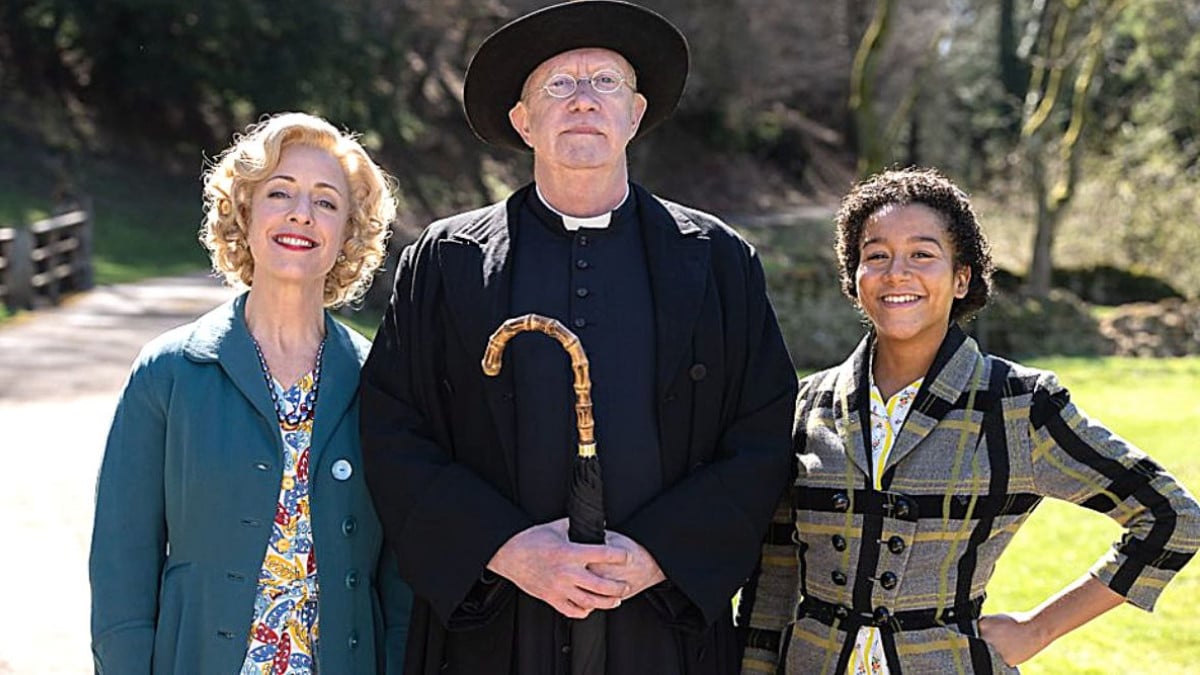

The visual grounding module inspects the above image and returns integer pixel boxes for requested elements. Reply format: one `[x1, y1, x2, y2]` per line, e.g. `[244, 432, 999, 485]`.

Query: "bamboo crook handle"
[481, 314, 596, 457]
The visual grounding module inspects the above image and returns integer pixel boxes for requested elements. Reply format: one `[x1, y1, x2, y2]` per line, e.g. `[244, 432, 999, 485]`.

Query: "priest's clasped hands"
[487, 517, 667, 619]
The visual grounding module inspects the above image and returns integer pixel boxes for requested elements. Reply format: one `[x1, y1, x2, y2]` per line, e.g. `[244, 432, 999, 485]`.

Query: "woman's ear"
[954, 266, 972, 299]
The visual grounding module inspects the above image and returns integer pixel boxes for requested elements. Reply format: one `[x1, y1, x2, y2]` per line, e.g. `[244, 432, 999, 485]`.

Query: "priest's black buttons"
[573, 317, 587, 329]
[887, 536, 906, 554]
[831, 570, 847, 586]
[578, 235, 590, 247]
[831, 534, 847, 551]
[575, 259, 589, 270]
[832, 492, 850, 512]
[879, 571, 898, 590]
[575, 287, 589, 298]
[688, 363, 707, 381]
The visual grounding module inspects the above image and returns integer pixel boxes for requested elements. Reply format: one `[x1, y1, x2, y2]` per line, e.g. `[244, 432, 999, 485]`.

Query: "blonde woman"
[90, 112, 411, 674]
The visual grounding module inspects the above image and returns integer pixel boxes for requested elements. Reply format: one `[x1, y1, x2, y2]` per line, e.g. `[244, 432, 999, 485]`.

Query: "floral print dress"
[241, 365, 322, 674]
[847, 374, 923, 675]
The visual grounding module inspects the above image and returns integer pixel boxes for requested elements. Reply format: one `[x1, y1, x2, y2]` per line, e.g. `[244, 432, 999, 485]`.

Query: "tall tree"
[1018, 0, 1130, 297]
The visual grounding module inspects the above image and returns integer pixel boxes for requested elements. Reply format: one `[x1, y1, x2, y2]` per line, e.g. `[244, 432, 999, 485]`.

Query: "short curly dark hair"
[834, 167, 994, 323]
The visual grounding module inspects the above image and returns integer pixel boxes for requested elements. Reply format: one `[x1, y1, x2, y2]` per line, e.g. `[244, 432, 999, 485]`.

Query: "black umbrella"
[482, 313, 606, 675]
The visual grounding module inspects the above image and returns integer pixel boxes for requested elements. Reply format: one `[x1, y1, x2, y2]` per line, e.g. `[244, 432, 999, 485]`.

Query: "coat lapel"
[638, 187, 711, 399]
[309, 316, 362, 467]
[882, 325, 982, 474]
[437, 194, 521, 493]
[836, 334, 874, 479]
[184, 293, 280, 432]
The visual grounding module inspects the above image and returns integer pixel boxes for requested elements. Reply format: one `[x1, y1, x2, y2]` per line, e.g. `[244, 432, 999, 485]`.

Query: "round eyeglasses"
[541, 70, 630, 99]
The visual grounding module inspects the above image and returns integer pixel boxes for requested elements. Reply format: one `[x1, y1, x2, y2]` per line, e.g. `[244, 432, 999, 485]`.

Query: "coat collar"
[434, 183, 711, 493]
[834, 325, 984, 482]
[181, 292, 363, 463]
[637, 184, 710, 399]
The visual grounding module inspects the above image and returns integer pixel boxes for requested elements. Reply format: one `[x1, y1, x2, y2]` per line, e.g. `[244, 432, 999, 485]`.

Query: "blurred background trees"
[2, 0, 1196, 360]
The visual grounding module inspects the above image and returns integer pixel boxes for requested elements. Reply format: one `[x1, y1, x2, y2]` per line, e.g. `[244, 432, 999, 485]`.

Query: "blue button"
[331, 458, 353, 481]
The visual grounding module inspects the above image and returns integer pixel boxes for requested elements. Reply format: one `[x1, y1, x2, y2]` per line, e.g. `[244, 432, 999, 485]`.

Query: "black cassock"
[360, 184, 798, 675]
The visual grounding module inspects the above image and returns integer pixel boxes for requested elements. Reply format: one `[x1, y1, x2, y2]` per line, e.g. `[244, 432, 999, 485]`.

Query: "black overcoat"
[360, 184, 797, 674]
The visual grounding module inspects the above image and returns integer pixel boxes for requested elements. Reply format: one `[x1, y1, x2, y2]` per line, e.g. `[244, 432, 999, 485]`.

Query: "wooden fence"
[0, 205, 94, 311]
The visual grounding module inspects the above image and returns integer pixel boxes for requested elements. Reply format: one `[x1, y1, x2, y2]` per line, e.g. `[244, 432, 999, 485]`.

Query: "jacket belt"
[797, 595, 986, 633]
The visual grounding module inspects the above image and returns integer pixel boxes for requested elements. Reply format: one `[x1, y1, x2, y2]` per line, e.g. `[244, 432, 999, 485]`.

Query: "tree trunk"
[1025, 150, 1057, 297]
[998, 0, 1029, 137]
[849, 0, 893, 176]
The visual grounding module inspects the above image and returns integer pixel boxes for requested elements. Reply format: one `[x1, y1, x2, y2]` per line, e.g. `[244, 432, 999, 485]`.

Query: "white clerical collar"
[535, 184, 630, 231]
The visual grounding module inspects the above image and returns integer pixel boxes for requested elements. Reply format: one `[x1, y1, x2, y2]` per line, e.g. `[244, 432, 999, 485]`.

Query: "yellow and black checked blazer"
[739, 327, 1200, 675]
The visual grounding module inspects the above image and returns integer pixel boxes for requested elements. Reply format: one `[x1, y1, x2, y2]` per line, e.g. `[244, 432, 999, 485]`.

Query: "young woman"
[90, 112, 411, 674]
[739, 168, 1199, 674]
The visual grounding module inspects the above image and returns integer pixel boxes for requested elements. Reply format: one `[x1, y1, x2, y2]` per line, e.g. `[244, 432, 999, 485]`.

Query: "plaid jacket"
[739, 327, 1200, 675]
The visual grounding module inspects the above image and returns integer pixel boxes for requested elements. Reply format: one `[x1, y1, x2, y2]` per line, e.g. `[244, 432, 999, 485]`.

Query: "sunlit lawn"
[987, 356, 1200, 674]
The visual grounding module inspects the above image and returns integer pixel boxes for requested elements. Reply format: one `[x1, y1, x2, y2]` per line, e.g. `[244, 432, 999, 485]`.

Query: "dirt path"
[0, 274, 236, 674]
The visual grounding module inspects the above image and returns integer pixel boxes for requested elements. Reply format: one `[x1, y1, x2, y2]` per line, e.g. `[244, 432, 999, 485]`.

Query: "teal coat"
[90, 293, 411, 674]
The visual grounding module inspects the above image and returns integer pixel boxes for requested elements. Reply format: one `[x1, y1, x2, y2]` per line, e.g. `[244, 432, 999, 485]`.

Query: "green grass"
[0, 130, 210, 287]
[335, 307, 383, 339]
[84, 156, 211, 283]
[986, 356, 1200, 674]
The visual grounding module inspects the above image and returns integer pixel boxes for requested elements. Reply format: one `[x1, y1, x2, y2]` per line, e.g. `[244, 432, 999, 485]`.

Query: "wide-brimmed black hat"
[463, 0, 689, 152]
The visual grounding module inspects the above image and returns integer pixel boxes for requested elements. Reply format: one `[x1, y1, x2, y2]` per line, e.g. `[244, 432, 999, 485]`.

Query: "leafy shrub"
[971, 289, 1114, 359]
[1051, 265, 1183, 306]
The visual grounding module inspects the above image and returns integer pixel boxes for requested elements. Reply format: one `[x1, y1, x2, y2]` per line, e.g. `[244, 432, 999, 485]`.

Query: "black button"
[342, 517, 357, 536]
[893, 498, 911, 519]
[561, 644, 572, 654]
[832, 493, 850, 512]
[226, 571, 245, 583]
[879, 571, 898, 590]
[217, 629, 235, 639]
[345, 570, 359, 589]
[573, 317, 586, 329]
[253, 462, 270, 471]
[578, 235, 590, 246]
[348, 631, 359, 649]
[834, 605, 850, 619]
[575, 287, 589, 298]
[831, 571, 847, 586]
[887, 536, 906, 554]
[873, 606, 891, 626]
[831, 534, 847, 551]
[575, 259, 589, 270]
[688, 363, 707, 381]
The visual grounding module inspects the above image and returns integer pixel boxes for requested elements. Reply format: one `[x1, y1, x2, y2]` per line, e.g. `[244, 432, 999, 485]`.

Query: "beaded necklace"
[250, 335, 327, 425]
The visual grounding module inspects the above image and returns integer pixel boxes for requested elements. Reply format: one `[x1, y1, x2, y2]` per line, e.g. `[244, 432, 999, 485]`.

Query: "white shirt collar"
[535, 184, 630, 231]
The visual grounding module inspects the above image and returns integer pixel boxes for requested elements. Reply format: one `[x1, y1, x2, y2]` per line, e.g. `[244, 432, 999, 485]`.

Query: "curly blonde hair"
[200, 112, 395, 307]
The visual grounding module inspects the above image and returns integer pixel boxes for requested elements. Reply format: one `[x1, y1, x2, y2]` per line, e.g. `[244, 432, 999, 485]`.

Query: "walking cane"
[482, 313, 606, 675]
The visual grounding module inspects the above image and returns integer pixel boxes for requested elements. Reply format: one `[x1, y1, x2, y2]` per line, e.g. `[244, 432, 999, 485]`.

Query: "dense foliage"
[1, 0, 1196, 299]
